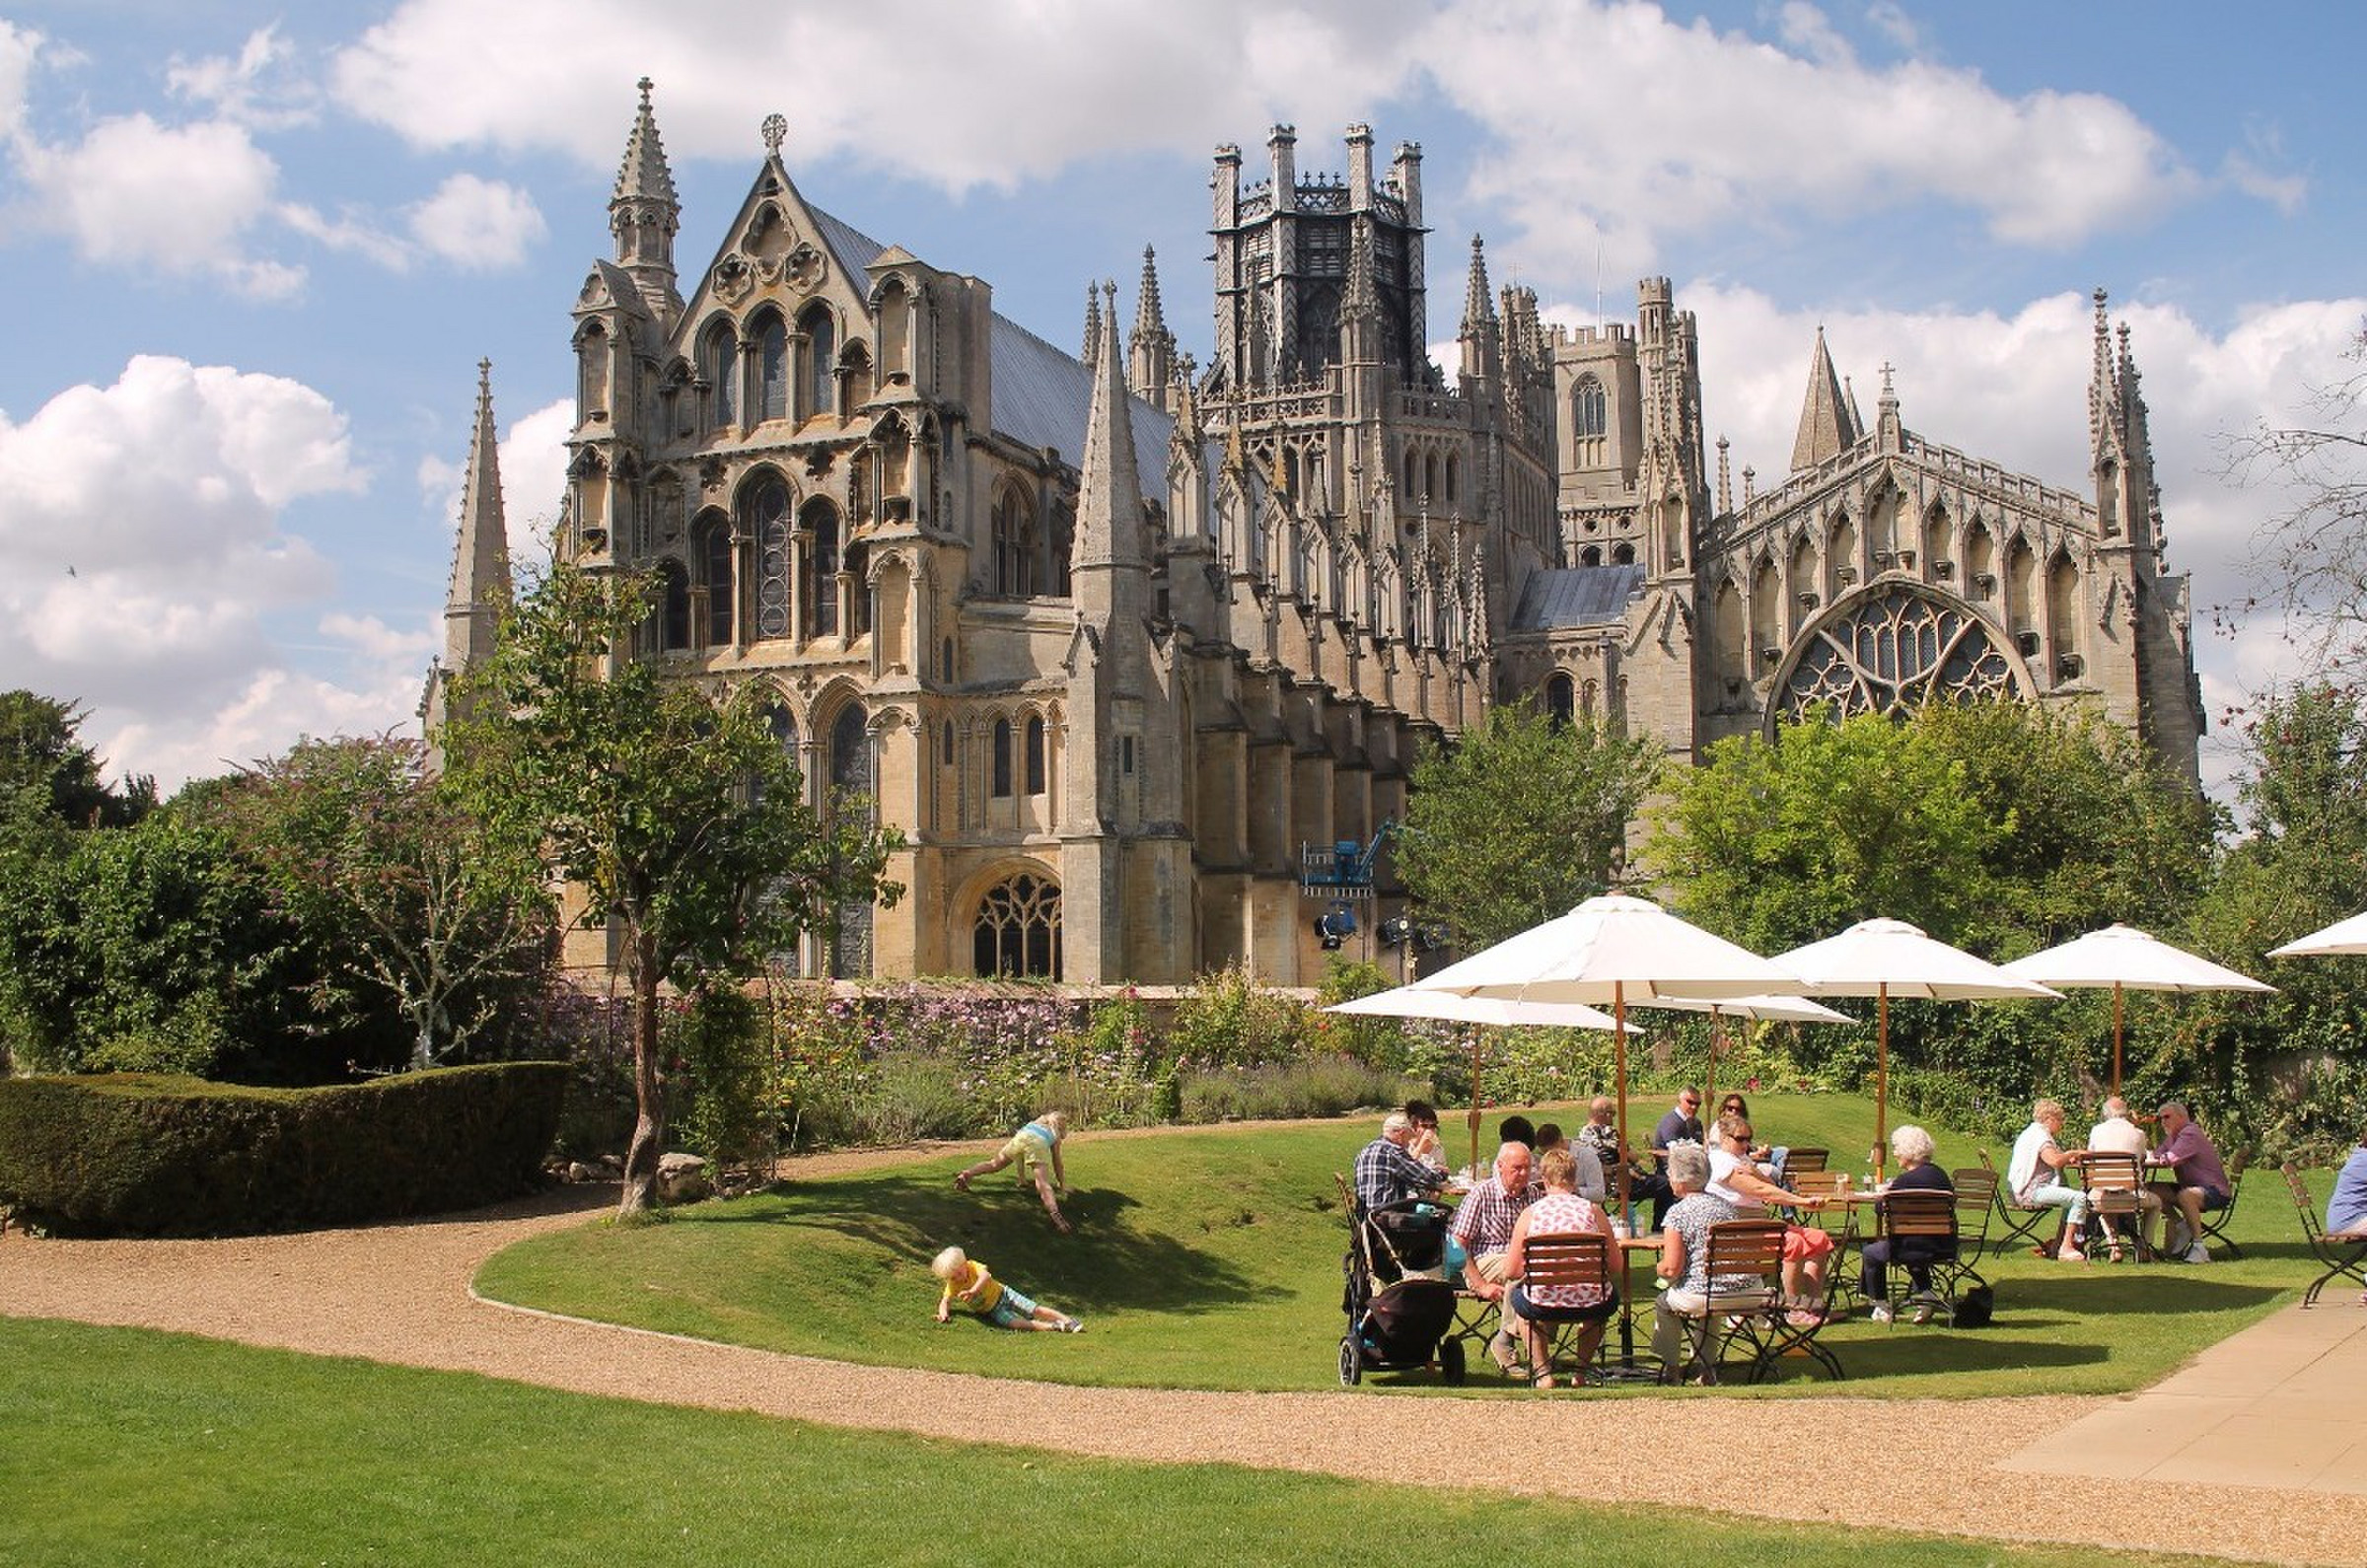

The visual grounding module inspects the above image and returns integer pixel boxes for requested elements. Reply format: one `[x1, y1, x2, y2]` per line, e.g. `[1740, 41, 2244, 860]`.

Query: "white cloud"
[321, 610, 435, 664]
[12, 111, 304, 299]
[166, 26, 319, 132]
[1432, 0, 2198, 268]
[331, 0, 1429, 192]
[0, 20, 36, 140]
[407, 173, 546, 270]
[0, 356, 382, 786]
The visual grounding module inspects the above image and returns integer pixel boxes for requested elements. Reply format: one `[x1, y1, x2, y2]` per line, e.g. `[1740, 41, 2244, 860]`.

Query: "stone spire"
[425, 360, 513, 765]
[1127, 246, 1176, 406]
[609, 77, 680, 317]
[1074, 284, 1142, 579]
[1082, 281, 1104, 369]
[1789, 326, 1861, 472]
[1457, 235, 1500, 385]
[1716, 436, 1732, 515]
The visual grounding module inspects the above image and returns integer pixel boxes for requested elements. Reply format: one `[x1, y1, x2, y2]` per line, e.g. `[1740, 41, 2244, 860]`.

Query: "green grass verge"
[476, 1094, 2316, 1396]
[0, 1316, 2237, 1568]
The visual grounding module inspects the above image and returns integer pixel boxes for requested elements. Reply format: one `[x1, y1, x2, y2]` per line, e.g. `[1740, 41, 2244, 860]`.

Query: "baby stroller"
[1336, 1180, 1467, 1386]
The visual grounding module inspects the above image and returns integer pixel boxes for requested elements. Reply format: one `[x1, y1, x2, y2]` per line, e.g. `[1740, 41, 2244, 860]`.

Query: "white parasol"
[2002, 924, 2272, 1096]
[1407, 893, 1807, 1204]
[2269, 908, 2367, 959]
[1773, 918, 2060, 1176]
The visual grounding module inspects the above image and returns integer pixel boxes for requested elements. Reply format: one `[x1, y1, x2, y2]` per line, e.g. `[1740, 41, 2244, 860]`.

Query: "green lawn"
[0, 1316, 2240, 1568]
[476, 1095, 2320, 1396]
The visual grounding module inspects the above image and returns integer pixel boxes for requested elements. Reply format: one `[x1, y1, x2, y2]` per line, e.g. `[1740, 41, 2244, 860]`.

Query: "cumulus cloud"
[0, 356, 386, 786]
[166, 26, 320, 132]
[406, 173, 546, 270]
[12, 112, 305, 299]
[0, 19, 36, 140]
[1432, 0, 2197, 267]
[331, 0, 1429, 191]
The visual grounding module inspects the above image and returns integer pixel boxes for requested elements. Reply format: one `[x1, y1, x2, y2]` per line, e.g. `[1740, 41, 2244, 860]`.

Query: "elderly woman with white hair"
[1649, 1141, 1747, 1374]
[1860, 1124, 1954, 1322]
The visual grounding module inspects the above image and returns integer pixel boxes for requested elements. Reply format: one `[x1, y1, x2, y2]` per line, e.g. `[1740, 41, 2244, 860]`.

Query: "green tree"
[1648, 706, 1996, 952]
[0, 690, 153, 828]
[1396, 702, 1661, 950]
[193, 735, 555, 1071]
[443, 562, 905, 1214]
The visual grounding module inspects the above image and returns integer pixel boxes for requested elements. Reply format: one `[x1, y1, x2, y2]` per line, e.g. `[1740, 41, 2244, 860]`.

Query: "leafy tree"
[443, 562, 905, 1214]
[1396, 701, 1662, 950]
[2225, 322, 2367, 683]
[0, 690, 153, 828]
[1648, 706, 1996, 952]
[193, 735, 556, 1072]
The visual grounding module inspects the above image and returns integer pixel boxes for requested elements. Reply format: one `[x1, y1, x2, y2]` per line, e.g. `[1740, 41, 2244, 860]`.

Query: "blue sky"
[1, 1, 2359, 795]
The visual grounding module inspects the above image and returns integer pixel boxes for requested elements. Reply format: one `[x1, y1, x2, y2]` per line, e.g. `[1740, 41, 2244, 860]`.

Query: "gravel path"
[1, 1143, 2354, 1567]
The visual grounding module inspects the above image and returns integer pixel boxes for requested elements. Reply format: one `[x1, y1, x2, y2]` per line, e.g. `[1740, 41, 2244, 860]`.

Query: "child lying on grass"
[931, 1246, 1084, 1332]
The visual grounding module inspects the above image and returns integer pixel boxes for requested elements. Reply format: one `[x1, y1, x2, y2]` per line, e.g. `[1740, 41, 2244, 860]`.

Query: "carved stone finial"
[761, 113, 788, 155]
[637, 77, 653, 107]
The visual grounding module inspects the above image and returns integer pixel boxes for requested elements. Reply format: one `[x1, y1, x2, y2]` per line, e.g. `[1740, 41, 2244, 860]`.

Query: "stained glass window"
[1776, 585, 2021, 723]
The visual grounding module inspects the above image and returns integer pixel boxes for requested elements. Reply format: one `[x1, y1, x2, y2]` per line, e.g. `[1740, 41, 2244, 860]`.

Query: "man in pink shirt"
[2148, 1102, 2231, 1263]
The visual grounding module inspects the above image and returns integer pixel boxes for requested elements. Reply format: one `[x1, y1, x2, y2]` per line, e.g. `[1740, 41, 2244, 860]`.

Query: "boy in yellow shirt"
[931, 1246, 1084, 1332]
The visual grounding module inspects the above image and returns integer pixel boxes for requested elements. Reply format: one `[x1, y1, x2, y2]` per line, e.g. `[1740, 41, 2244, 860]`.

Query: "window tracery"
[973, 872, 1061, 978]
[1775, 583, 2021, 724]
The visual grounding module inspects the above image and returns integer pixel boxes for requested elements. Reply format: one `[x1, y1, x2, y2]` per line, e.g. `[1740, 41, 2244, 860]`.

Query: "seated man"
[2146, 1101, 2231, 1263]
[1449, 1140, 1538, 1378]
[1630, 1088, 1704, 1229]
[1535, 1121, 1609, 1203]
[2006, 1098, 2089, 1262]
[2330, 1126, 2367, 1240]
[1353, 1110, 1447, 1216]
[2086, 1095, 2164, 1257]
[1706, 1113, 1835, 1319]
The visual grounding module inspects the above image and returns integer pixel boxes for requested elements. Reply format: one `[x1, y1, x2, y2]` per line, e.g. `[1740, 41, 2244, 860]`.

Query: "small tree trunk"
[617, 932, 665, 1216]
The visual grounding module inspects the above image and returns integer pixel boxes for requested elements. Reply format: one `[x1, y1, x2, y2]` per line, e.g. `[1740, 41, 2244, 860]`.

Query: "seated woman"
[1503, 1146, 1619, 1389]
[1650, 1142, 1750, 1377]
[1707, 1113, 1835, 1321]
[1716, 1092, 1783, 1180]
[1860, 1124, 1953, 1322]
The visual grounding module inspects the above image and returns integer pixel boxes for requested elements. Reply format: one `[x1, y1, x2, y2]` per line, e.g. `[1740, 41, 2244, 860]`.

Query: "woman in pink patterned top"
[1501, 1147, 1619, 1389]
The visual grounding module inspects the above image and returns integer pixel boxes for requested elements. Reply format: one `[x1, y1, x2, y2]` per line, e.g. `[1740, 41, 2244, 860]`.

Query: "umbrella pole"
[1614, 980, 1631, 1225]
[1467, 1030, 1484, 1179]
[1874, 983, 1890, 1181]
[1704, 1007, 1720, 1115]
[2112, 982, 2125, 1099]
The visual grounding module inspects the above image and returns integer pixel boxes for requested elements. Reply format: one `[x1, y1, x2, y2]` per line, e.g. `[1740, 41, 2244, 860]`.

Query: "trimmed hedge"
[0, 1062, 568, 1237]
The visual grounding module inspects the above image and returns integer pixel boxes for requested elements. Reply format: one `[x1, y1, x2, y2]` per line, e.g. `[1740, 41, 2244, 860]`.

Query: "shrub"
[1169, 965, 1315, 1069]
[1176, 1057, 1422, 1123]
[0, 1063, 566, 1236]
[669, 986, 777, 1175]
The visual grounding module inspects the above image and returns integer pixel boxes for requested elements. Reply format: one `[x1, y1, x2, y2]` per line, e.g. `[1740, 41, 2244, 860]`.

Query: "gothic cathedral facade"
[429, 86, 2202, 988]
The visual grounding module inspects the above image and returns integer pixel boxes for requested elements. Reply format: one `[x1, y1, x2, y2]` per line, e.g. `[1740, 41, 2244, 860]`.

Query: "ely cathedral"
[428, 84, 2204, 989]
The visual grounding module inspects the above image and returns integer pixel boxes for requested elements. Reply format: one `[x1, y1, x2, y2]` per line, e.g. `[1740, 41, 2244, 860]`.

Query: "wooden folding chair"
[2284, 1163, 2367, 1308]
[1514, 1232, 1615, 1383]
[2198, 1153, 2249, 1260]
[1949, 1166, 1999, 1262]
[1867, 1188, 1981, 1324]
[1780, 1146, 1829, 1177]
[2079, 1151, 2153, 1262]
[1978, 1148, 2065, 1256]
[1784, 1170, 1862, 1317]
[1664, 1220, 1844, 1384]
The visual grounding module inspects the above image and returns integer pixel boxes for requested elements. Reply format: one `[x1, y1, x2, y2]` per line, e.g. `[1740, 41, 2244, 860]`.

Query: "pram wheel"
[1439, 1336, 1467, 1386]
[1338, 1336, 1362, 1387]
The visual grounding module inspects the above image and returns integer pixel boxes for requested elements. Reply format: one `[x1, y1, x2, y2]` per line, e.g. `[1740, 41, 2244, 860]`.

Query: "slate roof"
[811, 200, 1171, 503]
[1508, 565, 1645, 631]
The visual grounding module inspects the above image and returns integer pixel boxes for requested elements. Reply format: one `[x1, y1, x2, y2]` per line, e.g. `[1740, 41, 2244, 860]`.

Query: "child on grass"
[931, 1246, 1083, 1332]
[954, 1109, 1072, 1232]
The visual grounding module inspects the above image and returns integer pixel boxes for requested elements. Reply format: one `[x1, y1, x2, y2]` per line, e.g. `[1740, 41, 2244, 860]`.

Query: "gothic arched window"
[656, 560, 690, 652]
[803, 498, 839, 638]
[1572, 376, 1608, 466]
[1048, 502, 1074, 596]
[992, 488, 1033, 597]
[702, 321, 738, 430]
[745, 475, 793, 639]
[1544, 673, 1575, 729]
[801, 304, 836, 421]
[1026, 715, 1046, 795]
[991, 717, 1013, 798]
[754, 314, 788, 422]
[697, 516, 734, 646]
[1774, 583, 2023, 727]
[844, 539, 871, 637]
[973, 872, 1061, 978]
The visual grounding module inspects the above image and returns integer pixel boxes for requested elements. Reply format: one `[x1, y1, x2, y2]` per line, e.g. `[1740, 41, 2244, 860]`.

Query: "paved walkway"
[2005, 1290, 2367, 1495]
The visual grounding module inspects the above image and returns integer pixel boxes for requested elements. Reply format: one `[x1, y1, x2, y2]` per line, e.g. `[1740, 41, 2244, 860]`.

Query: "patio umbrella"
[1772, 919, 2061, 1177]
[1407, 892, 1807, 1206]
[1626, 992, 1856, 1111]
[1327, 986, 1638, 1175]
[2002, 924, 2272, 1097]
[2269, 908, 2367, 959]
